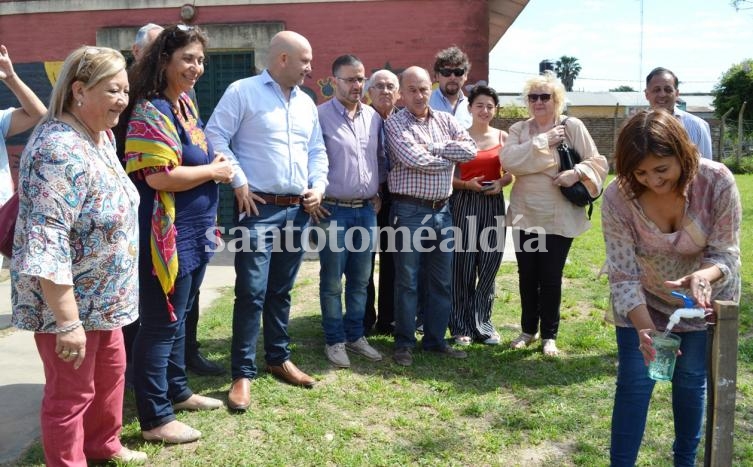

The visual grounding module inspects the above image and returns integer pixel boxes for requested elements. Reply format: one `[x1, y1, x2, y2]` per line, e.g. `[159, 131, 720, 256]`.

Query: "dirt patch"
[514, 440, 577, 466]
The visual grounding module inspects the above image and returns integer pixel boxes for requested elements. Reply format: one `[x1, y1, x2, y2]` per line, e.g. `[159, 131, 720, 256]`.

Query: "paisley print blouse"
[11, 120, 140, 332]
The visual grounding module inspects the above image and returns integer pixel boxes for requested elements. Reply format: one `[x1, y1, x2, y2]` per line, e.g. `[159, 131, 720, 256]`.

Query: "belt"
[256, 193, 302, 206]
[323, 198, 368, 208]
[391, 193, 449, 210]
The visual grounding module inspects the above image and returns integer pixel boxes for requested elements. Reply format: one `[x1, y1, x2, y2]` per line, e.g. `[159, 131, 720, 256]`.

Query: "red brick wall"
[0, 0, 491, 174]
[0, 0, 490, 91]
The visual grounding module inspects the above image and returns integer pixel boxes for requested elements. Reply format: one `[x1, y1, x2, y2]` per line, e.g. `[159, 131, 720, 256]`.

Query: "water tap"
[666, 291, 708, 332]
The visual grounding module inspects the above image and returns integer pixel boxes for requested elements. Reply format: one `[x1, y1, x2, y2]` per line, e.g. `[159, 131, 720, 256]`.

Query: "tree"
[609, 85, 636, 92]
[555, 56, 581, 92]
[731, 0, 753, 10]
[712, 59, 753, 122]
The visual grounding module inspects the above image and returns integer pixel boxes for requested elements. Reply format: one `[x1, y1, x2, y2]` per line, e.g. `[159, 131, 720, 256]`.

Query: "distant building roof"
[564, 92, 619, 106]
[496, 91, 715, 114]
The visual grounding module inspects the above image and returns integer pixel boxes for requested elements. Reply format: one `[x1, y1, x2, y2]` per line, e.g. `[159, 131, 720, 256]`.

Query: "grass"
[16, 175, 753, 466]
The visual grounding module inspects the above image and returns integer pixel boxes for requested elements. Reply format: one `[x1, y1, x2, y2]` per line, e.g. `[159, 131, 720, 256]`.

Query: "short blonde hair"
[46, 46, 126, 121]
[522, 71, 566, 118]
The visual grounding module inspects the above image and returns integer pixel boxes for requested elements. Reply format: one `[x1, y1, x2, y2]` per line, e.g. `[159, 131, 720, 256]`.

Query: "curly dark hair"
[432, 46, 470, 74]
[124, 24, 208, 114]
[614, 108, 699, 199]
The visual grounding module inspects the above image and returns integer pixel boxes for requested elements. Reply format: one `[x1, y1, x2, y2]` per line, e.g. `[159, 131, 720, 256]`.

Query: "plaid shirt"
[384, 108, 476, 200]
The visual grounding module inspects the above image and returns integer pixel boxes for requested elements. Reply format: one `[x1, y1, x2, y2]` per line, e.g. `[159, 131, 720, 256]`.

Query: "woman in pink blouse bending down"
[603, 109, 740, 466]
[500, 72, 607, 356]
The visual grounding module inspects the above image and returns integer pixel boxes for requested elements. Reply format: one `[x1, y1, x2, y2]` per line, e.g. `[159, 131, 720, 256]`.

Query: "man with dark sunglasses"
[428, 46, 472, 129]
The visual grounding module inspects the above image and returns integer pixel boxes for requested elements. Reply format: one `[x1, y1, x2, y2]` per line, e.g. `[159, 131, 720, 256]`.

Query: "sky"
[488, 0, 753, 94]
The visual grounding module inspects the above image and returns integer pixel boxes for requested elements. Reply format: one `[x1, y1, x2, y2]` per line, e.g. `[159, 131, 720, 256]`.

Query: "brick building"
[0, 0, 529, 224]
[0, 0, 529, 142]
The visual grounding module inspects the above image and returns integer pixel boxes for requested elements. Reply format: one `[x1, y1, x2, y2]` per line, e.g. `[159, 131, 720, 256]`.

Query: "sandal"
[483, 330, 501, 345]
[510, 332, 539, 350]
[542, 339, 559, 357]
[454, 335, 472, 346]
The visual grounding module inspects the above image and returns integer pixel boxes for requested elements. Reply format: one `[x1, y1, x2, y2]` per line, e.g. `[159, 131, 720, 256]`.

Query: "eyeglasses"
[336, 76, 366, 85]
[373, 83, 397, 92]
[527, 93, 552, 103]
[438, 68, 466, 78]
[75, 47, 102, 79]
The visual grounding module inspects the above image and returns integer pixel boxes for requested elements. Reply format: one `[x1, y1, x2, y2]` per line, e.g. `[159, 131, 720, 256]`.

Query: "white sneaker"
[325, 343, 350, 368]
[346, 337, 383, 362]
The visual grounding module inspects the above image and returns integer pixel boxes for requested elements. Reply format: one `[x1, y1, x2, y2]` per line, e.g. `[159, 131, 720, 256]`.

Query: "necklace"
[63, 112, 121, 176]
[67, 111, 101, 147]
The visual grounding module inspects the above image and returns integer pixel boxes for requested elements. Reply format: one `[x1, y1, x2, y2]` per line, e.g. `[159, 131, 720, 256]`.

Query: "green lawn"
[18, 176, 752, 466]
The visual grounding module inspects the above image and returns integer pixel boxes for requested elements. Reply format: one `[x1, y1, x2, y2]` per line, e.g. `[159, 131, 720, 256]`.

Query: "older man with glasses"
[429, 46, 472, 129]
[363, 69, 400, 337]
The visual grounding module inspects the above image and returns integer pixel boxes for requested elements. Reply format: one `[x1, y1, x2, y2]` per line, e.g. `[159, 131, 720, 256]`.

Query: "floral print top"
[11, 120, 140, 332]
[601, 159, 741, 332]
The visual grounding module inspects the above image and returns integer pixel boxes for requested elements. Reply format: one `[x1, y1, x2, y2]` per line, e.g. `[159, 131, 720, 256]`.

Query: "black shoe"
[186, 351, 225, 376]
[426, 345, 467, 359]
[124, 361, 134, 390]
[368, 323, 394, 336]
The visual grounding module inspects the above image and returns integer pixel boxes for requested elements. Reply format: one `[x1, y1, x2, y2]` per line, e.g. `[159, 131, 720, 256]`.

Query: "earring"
[76, 100, 83, 107]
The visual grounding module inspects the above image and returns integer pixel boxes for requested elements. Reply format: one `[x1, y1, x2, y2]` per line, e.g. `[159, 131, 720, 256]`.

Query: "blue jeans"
[133, 262, 206, 430]
[230, 203, 309, 380]
[610, 326, 707, 467]
[318, 203, 377, 345]
[390, 200, 454, 351]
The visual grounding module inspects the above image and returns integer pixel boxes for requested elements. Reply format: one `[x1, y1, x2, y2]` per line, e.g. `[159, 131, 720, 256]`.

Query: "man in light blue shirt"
[645, 67, 712, 159]
[428, 46, 472, 129]
[313, 54, 385, 369]
[206, 31, 328, 408]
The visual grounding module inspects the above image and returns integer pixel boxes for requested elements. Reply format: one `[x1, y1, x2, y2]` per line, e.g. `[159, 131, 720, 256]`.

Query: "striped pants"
[449, 190, 505, 340]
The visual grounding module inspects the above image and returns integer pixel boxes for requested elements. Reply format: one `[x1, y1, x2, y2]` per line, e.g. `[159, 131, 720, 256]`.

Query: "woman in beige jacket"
[500, 71, 607, 356]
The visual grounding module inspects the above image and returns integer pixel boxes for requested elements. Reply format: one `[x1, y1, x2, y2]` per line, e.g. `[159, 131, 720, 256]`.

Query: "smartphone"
[480, 181, 495, 191]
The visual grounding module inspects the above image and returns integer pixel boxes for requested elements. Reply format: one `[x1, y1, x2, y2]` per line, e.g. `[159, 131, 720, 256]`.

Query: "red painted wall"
[0, 0, 489, 171]
[0, 0, 489, 91]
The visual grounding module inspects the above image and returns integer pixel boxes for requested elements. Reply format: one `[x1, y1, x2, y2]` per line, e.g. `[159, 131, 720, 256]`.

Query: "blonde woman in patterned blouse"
[603, 109, 740, 466]
[11, 46, 145, 465]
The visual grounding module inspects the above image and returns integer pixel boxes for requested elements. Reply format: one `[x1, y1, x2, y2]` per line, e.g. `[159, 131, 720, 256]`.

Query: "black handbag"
[556, 119, 601, 218]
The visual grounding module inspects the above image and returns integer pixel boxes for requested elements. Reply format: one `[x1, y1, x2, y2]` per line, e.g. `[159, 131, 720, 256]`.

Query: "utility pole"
[737, 101, 747, 165]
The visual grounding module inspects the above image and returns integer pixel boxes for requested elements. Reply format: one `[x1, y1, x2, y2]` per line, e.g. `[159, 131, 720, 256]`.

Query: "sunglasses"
[438, 68, 466, 78]
[169, 24, 195, 39]
[527, 93, 552, 103]
[75, 47, 102, 79]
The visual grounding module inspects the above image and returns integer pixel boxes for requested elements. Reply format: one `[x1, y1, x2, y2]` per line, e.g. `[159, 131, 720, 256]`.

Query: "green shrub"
[722, 155, 753, 174]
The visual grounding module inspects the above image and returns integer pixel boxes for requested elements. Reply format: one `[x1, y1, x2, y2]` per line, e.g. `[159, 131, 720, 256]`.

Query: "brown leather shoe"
[266, 360, 315, 387]
[227, 377, 251, 411]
